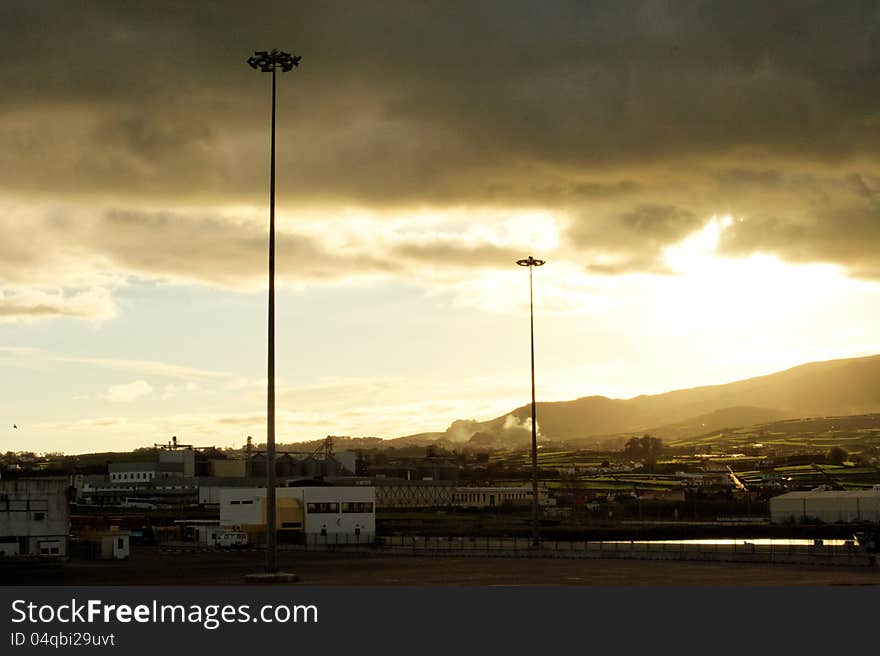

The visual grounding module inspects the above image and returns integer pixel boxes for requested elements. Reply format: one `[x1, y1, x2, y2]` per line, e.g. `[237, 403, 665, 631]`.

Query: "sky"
[4, 1, 880, 454]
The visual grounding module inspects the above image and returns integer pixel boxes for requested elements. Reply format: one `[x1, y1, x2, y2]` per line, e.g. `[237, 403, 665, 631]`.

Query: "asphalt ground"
[3, 547, 880, 585]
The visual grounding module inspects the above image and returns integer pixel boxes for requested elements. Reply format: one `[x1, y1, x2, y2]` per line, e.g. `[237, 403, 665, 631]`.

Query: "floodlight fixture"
[248, 48, 301, 73]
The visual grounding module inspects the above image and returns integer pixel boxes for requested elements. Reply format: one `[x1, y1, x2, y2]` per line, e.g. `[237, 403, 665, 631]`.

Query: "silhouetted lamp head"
[516, 256, 546, 267]
[247, 48, 301, 73]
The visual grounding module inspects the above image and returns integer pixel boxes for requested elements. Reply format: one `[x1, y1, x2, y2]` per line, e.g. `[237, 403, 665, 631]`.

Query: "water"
[605, 538, 850, 546]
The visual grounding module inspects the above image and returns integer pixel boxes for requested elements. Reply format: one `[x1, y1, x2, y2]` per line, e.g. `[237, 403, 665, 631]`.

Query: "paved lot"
[3, 547, 880, 585]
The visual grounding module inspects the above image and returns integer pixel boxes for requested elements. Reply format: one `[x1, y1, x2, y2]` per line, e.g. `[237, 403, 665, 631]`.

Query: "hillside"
[429, 354, 880, 446]
[664, 413, 880, 456]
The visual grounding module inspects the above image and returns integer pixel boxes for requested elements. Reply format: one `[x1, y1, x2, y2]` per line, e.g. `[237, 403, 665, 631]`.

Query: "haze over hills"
[415, 354, 880, 448]
[222, 354, 880, 454]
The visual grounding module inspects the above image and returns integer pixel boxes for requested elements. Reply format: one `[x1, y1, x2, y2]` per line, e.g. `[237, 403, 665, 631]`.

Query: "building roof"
[455, 486, 537, 492]
[0, 477, 69, 493]
[371, 478, 456, 487]
[82, 476, 197, 490]
[109, 462, 182, 473]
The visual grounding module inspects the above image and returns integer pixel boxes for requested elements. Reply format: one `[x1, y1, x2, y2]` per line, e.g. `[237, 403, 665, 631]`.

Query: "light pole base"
[244, 572, 299, 583]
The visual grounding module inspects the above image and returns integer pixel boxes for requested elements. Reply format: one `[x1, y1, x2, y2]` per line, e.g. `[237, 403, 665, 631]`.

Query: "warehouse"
[109, 461, 183, 482]
[374, 479, 455, 509]
[0, 478, 70, 558]
[452, 486, 554, 509]
[770, 487, 880, 524]
[219, 485, 375, 543]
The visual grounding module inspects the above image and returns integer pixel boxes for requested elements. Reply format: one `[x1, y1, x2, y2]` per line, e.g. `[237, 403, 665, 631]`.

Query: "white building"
[770, 487, 880, 524]
[94, 532, 130, 559]
[452, 486, 554, 509]
[78, 474, 197, 506]
[0, 478, 70, 558]
[108, 461, 183, 482]
[220, 486, 375, 543]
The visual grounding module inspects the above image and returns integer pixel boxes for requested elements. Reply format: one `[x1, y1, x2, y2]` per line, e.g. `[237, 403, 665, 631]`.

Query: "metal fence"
[374, 535, 877, 566]
[380, 534, 853, 554]
[276, 534, 876, 566]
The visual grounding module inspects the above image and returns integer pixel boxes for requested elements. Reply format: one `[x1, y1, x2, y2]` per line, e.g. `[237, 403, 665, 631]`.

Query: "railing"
[159, 534, 877, 566]
[367, 535, 876, 566]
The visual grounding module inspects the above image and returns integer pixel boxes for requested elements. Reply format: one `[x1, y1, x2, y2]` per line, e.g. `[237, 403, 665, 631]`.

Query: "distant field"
[478, 414, 880, 495]
[666, 415, 880, 455]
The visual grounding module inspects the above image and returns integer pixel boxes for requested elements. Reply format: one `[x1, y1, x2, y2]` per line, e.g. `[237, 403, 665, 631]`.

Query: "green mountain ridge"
[429, 354, 880, 447]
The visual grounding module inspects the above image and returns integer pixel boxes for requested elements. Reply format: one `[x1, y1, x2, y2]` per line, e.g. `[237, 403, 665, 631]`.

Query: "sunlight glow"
[663, 215, 733, 273]
[657, 226, 849, 331]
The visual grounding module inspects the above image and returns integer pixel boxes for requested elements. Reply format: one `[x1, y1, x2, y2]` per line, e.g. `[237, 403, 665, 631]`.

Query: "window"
[306, 502, 339, 514]
[117, 538, 124, 550]
[32, 512, 46, 521]
[50, 547, 59, 555]
[240, 500, 254, 505]
[342, 502, 373, 513]
[230, 500, 240, 505]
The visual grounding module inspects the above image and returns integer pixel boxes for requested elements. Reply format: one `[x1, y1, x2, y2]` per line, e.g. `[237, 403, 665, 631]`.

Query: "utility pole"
[516, 255, 545, 547]
[246, 48, 301, 573]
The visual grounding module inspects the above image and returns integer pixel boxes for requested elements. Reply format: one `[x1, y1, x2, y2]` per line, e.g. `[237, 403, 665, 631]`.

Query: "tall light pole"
[247, 48, 301, 574]
[516, 255, 545, 547]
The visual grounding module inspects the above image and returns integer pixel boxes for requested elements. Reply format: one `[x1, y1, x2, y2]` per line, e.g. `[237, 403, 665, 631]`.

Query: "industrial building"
[452, 486, 553, 509]
[76, 437, 358, 508]
[0, 478, 70, 558]
[109, 461, 185, 482]
[770, 487, 880, 524]
[219, 485, 375, 543]
[78, 475, 199, 507]
[374, 479, 456, 508]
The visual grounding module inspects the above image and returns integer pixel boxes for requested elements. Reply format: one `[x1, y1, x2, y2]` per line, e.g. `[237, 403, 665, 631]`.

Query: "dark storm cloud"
[92, 210, 546, 283]
[391, 241, 528, 269]
[1, 204, 529, 312]
[718, 173, 880, 278]
[568, 204, 702, 274]
[2, 1, 880, 277]
[79, 209, 405, 286]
